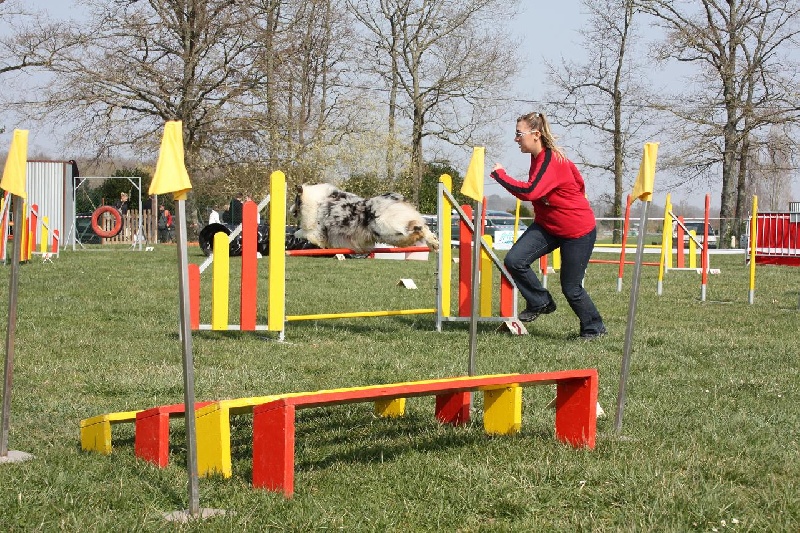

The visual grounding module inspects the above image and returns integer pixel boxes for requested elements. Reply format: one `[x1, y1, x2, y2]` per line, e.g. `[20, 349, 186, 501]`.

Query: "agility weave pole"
[1, 129, 35, 464]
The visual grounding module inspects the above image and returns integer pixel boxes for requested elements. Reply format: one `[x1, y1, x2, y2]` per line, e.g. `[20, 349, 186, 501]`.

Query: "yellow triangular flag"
[1, 129, 29, 199]
[150, 121, 192, 200]
[460, 147, 485, 202]
[632, 142, 658, 202]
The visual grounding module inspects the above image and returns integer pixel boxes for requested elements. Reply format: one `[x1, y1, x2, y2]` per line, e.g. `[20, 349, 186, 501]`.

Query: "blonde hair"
[517, 112, 565, 160]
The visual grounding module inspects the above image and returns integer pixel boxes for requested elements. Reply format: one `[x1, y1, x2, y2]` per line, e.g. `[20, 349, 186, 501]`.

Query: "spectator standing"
[208, 207, 221, 225]
[158, 204, 172, 243]
[115, 192, 130, 238]
[229, 193, 244, 225]
[115, 192, 129, 216]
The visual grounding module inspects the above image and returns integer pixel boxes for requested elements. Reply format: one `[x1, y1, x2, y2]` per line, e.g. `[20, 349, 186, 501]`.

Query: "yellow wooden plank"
[439, 174, 452, 317]
[79, 410, 140, 454]
[196, 395, 284, 478]
[480, 236, 493, 317]
[211, 231, 230, 330]
[79, 410, 139, 428]
[268, 170, 286, 331]
[483, 386, 522, 435]
[196, 403, 232, 477]
[301, 374, 516, 397]
[374, 398, 406, 418]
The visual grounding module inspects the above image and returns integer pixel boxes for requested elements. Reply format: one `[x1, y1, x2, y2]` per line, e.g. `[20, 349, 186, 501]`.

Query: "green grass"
[0, 245, 798, 531]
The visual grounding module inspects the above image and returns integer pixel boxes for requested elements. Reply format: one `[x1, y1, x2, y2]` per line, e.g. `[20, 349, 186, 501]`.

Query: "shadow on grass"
[199, 406, 559, 484]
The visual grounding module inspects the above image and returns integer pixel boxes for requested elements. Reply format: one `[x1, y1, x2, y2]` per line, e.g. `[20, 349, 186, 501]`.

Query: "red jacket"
[491, 149, 596, 239]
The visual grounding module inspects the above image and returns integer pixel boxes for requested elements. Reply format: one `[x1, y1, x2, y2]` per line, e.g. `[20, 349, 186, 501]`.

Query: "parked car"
[422, 214, 438, 234]
[198, 222, 320, 257]
[74, 213, 102, 244]
[450, 214, 528, 245]
[673, 221, 718, 248]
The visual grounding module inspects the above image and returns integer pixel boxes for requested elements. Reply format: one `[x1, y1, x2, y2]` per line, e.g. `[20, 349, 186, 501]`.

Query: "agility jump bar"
[189, 171, 524, 337]
[286, 246, 430, 257]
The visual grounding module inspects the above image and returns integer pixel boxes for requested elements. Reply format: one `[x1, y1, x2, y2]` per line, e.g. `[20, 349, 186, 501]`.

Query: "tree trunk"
[410, 102, 424, 206]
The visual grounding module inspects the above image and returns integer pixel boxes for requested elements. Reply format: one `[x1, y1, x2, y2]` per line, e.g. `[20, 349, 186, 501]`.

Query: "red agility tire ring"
[91, 206, 123, 238]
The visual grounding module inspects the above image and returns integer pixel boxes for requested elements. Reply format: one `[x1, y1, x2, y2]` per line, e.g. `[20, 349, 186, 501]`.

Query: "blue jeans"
[504, 223, 605, 335]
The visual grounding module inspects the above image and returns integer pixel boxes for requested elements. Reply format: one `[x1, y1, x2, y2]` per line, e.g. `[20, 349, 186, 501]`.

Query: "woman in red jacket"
[491, 112, 606, 339]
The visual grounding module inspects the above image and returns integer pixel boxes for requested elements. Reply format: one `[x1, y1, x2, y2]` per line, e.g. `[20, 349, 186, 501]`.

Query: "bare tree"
[222, 0, 359, 190]
[0, 1, 85, 134]
[543, 0, 659, 243]
[641, 0, 800, 245]
[4, 0, 360, 228]
[347, 1, 412, 185]
[348, 0, 520, 204]
[17, 1, 264, 166]
[746, 123, 795, 210]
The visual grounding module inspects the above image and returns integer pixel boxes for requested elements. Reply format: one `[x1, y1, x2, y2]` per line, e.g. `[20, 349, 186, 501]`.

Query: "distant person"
[229, 193, 244, 225]
[166, 208, 174, 239]
[115, 192, 129, 216]
[68, 159, 81, 189]
[208, 207, 221, 225]
[220, 205, 231, 224]
[158, 204, 172, 243]
[490, 111, 606, 340]
[115, 192, 130, 238]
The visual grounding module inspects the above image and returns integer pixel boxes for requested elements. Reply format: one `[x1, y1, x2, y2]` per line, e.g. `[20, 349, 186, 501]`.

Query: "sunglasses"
[515, 130, 538, 138]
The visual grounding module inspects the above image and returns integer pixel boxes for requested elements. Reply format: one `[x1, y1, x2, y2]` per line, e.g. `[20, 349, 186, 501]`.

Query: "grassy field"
[0, 245, 797, 531]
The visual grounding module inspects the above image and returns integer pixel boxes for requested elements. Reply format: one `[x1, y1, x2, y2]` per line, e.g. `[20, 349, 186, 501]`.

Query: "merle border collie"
[289, 183, 440, 253]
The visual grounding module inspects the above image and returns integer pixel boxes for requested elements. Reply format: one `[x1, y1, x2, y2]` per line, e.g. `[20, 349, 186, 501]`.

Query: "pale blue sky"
[7, 1, 761, 209]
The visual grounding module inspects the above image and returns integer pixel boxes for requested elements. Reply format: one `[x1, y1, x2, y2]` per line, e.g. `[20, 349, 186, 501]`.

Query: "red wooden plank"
[434, 392, 470, 425]
[134, 401, 213, 467]
[250, 370, 597, 497]
[459, 205, 473, 317]
[499, 276, 513, 317]
[189, 263, 200, 330]
[252, 402, 296, 497]
[555, 376, 597, 448]
[52, 229, 59, 255]
[240, 201, 258, 331]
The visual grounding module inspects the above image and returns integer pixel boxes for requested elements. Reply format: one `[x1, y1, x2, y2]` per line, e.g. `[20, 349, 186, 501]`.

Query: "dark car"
[198, 223, 319, 257]
[74, 213, 102, 244]
[450, 215, 528, 245]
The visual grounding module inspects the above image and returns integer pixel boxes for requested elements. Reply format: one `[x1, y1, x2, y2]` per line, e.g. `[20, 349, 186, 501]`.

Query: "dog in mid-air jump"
[289, 183, 440, 253]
